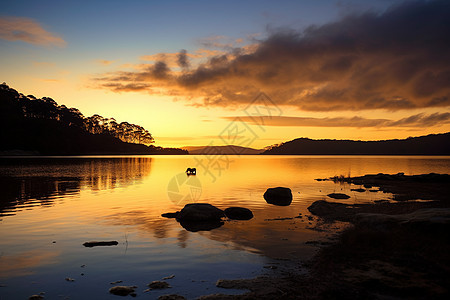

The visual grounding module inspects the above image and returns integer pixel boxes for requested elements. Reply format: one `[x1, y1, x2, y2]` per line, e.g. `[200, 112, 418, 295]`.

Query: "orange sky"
[1, 0, 449, 148]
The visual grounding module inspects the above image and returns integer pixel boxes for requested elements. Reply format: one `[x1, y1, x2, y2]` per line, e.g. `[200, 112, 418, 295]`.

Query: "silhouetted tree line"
[0, 83, 154, 145]
[0, 83, 187, 155]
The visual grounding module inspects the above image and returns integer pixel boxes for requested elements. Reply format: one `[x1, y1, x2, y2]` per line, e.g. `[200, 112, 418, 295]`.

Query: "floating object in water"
[186, 167, 196, 175]
[83, 241, 118, 247]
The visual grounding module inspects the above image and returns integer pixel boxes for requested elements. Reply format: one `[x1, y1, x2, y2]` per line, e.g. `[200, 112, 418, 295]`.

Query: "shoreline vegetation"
[197, 173, 450, 300]
[0, 83, 187, 155]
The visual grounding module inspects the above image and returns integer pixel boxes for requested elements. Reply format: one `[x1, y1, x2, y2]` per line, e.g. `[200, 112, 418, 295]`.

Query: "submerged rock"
[224, 207, 253, 220]
[109, 285, 137, 296]
[148, 280, 171, 290]
[28, 295, 44, 300]
[176, 203, 224, 222]
[264, 187, 293, 206]
[83, 241, 118, 247]
[327, 193, 350, 199]
[308, 200, 352, 221]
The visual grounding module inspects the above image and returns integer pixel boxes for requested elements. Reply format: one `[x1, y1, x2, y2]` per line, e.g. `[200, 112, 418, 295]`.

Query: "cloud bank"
[93, 0, 450, 111]
[0, 17, 66, 47]
[223, 112, 450, 128]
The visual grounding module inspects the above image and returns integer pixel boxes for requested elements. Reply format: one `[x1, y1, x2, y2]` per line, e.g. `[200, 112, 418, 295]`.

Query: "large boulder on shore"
[176, 203, 225, 222]
[224, 207, 253, 220]
[264, 187, 293, 206]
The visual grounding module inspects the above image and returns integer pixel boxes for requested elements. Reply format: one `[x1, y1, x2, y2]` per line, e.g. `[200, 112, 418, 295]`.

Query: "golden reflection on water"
[0, 157, 153, 216]
[0, 155, 449, 282]
[0, 250, 61, 279]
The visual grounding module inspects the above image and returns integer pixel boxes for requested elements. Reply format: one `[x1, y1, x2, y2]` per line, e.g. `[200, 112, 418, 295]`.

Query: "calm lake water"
[1, 155, 449, 299]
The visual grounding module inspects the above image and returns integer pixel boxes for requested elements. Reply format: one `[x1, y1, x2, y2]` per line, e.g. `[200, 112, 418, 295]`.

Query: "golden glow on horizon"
[4, 75, 450, 149]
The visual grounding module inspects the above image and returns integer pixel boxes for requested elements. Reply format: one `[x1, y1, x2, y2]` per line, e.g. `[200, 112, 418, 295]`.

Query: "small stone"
[65, 277, 75, 282]
[29, 295, 44, 300]
[83, 241, 118, 247]
[110, 280, 123, 284]
[148, 281, 171, 290]
[162, 275, 175, 280]
[327, 193, 350, 199]
[109, 286, 137, 296]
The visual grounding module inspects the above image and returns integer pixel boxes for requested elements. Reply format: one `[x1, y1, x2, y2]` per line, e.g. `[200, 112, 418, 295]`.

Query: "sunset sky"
[1, 0, 449, 148]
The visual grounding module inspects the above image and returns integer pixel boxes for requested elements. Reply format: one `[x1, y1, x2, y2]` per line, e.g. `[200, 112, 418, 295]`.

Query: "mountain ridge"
[262, 133, 450, 155]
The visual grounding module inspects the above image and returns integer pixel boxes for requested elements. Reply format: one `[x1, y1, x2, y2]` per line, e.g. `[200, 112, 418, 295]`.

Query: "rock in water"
[109, 286, 136, 296]
[307, 200, 352, 221]
[148, 280, 171, 289]
[176, 203, 224, 222]
[264, 187, 293, 206]
[179, 220, 224, 232]
[83, 241, 118, 247]
[327, 193, 350, 199]
[224, 207, 253, 220]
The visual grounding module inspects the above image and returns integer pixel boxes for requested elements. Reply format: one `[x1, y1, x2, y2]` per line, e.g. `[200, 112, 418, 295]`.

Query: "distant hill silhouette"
[183, 145, 263, 155]
[0, 83, 186, 155]
[262, 133, 450, 155]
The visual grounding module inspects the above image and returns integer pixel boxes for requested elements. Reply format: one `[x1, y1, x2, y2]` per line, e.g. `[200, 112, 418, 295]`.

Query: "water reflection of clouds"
[0, 249, 61, 279]
[0, 157, 152, 217]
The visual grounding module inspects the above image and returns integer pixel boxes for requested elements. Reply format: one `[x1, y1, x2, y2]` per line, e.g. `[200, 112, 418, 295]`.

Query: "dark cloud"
[177, 49, 190, 69]
[223, 112, 450, 128]
[150, 61, 170, 79]
[93, 0, 450, 111]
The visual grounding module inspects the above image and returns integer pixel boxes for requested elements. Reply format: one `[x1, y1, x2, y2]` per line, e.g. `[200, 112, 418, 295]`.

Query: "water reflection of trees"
[0, 157, 152, 217]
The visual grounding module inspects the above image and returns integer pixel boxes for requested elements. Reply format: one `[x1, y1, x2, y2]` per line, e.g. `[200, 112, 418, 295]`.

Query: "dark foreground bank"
[197, 173, 450, 300]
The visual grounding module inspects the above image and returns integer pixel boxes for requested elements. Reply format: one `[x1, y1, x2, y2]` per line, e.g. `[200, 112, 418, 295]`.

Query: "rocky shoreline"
[195, 173, 450, 300]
